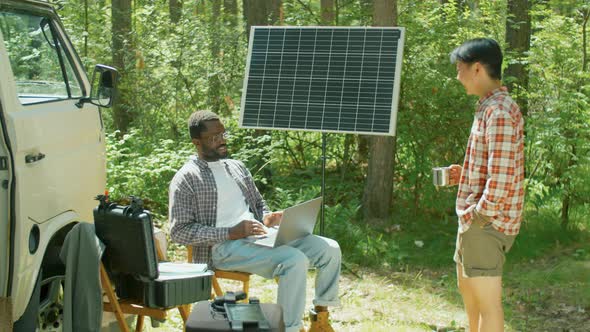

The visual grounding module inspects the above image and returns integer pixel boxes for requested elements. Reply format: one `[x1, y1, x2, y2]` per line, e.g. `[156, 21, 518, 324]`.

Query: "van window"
[0, 11, 82, 105]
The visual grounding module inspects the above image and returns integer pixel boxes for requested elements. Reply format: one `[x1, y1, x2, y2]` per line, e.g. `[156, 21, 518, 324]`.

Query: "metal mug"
[432, 166, 450, 186]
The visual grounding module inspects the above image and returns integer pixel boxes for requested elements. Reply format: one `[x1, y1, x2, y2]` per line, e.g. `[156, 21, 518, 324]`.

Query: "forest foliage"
[54, 0, 590, 265]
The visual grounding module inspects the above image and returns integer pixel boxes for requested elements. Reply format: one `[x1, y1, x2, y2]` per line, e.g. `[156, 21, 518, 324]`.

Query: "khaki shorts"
[454, 222, 516, 278]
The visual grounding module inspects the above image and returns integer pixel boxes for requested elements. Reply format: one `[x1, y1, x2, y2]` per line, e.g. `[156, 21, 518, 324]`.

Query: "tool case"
[94, 194, 213, 308]
[186, 301, 285, 332]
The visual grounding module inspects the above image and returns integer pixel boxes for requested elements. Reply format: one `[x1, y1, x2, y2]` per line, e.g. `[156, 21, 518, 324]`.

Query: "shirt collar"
[478, 86, 508, 105]
[191, 155, 226, 169]
[191, 155, 209, 169]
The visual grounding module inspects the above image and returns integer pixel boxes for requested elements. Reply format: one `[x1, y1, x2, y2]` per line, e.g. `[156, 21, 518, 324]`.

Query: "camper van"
[0, 0, 117, 330]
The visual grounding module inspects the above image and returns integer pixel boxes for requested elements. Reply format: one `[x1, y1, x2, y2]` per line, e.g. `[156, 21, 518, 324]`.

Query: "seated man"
[169, 110, 341, 332]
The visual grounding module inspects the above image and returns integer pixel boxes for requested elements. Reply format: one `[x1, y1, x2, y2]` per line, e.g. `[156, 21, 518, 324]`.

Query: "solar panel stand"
[320, 132, 327, 236]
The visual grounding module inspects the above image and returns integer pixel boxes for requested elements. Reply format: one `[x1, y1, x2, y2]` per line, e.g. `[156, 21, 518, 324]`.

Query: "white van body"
[0, 1, 112, 329]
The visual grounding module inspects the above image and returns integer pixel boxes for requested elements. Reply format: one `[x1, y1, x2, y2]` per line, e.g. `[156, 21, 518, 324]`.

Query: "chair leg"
[135, 316, 144, 332]
[178, 304, 191, 322]
[212, 276, 223, 297]
[100, 264, 130, 332]
[242, 278, 250, 301]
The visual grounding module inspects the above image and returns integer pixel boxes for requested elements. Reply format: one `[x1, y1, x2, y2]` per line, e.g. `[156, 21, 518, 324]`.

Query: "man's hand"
[448, 164, 462, 186]
[228, 219, 267, 240]
[263, 211, 283, 227]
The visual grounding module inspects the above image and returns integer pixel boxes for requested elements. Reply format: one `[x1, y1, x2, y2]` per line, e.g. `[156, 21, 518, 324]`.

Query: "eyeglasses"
[202, 131, 230, 144]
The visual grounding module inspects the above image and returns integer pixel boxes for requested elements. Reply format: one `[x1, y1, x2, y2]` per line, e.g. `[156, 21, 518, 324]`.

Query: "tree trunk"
[504, 0, 531, 116]
[320, 0, 335, 25]
[169, 0, 182, 23]
[582, 8, 589, 71]
[244, 0, 269, 38]
[209, 0, 223, 114]
[196, 0, 206, 16]
[111, 0, 133, 135]
[362, 0, 397, 223]
[561, 144, 576, 228]
[269, 0, 283, 25]
[84, 0, 88, 59]
[242, 0, 279, 189]
[224, 0, 238, 27]
[359, 0, 373, 25]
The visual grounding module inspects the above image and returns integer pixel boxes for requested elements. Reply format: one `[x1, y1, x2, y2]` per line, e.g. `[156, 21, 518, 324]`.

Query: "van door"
[0, 80, 13, 302]
[0, 15, 15, 305]
[0, 7, 105, 320]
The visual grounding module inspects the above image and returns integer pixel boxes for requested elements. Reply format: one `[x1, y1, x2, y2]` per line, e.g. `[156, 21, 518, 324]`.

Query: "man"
[447, 38, 525, 332]
[169, 110, 341, 332]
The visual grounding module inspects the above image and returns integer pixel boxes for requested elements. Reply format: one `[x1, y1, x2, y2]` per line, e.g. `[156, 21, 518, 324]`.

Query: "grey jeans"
[212, 235, 341, 332]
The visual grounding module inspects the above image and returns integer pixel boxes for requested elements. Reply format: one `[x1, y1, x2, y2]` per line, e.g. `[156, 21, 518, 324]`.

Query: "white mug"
[432, 167, 450, 186]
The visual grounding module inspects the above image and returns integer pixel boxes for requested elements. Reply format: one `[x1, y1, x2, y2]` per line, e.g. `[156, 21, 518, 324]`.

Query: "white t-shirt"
[208, 161, 255, 228]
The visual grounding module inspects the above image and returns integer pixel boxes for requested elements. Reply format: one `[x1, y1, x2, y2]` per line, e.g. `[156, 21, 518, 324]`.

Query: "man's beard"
[202, 144, 228, 161]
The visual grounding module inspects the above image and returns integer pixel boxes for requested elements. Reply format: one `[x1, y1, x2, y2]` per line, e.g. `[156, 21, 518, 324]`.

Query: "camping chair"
[95, 199, 213, 332]
[186, 246, 252, 300]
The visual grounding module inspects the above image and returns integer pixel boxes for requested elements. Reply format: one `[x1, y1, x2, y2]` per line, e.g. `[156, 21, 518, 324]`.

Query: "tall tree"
[561, 5, 590, 228]
[504, 0, 531, 116]
[209, 0, 223, 114]
[362, 0, 397, 223]
[111, 0, 134, 135]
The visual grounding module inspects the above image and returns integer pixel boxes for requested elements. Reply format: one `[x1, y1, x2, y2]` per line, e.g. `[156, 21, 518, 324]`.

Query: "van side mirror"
[89, 65, 119, 108]
[77, 64, 119, 108]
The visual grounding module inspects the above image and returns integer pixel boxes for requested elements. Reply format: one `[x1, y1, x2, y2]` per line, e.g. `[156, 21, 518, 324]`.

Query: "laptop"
[248, 197, 322, 248]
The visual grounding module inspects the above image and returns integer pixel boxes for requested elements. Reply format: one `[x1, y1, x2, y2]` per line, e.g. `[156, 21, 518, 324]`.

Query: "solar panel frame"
[239, 26, 405, 136]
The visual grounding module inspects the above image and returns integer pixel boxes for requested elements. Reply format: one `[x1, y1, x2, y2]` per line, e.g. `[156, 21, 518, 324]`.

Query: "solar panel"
[239, 26, 405, 136]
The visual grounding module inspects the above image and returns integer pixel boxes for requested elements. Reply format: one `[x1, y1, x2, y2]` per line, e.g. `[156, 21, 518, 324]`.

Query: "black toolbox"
[186, 301, 285, 332]
[94, 195, 212, 308]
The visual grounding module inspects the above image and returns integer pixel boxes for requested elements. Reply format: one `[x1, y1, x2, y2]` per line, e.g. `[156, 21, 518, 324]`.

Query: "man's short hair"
[450, 38, 503, 80]
[188, 110, 219, 139]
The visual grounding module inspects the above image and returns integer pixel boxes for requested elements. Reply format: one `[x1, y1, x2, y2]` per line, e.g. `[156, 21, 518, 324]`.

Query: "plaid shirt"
[169, 156, 270, 267]
[456, 87, 525, 235]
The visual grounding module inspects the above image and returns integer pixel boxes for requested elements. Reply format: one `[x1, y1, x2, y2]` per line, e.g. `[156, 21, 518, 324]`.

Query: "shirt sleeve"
[169, 174, 230, 246]
[476, 108, 518, 219]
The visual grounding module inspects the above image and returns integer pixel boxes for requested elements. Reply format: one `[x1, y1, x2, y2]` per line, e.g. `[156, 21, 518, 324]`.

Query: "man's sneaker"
[308, 307, 335, 332]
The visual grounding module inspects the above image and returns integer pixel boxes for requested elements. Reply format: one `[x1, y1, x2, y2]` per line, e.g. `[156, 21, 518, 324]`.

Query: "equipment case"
[94, 196, 212, 308]
[186, 301, 285, 332]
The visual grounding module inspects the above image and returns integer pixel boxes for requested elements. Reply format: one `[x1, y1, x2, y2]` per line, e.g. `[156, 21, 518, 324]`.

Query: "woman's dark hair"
[188, 110, 219, 139]
[450, 38, 503, 80]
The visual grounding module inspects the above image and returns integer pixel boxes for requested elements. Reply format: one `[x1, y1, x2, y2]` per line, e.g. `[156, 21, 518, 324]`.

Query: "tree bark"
[112, 0, 133, 135]
[504, 0, 531, 116]
[362, 0, 397, 223]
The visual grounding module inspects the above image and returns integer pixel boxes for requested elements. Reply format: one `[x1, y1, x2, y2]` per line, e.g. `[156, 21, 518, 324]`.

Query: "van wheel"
[36, 276, 64, 332]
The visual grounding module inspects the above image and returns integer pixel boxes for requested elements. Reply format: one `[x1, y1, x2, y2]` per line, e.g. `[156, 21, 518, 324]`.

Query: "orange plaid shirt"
[456, 87, 525, 235]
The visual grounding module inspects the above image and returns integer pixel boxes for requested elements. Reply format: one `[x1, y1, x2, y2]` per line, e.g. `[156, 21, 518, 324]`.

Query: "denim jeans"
[212, 235, 341, 332]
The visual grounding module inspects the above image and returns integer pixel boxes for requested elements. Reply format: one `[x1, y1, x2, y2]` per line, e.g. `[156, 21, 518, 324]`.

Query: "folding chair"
[95, 198, 213, 332]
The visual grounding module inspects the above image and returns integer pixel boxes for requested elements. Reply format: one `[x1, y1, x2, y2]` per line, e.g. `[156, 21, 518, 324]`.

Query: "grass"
[147, 206, 590, 331]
